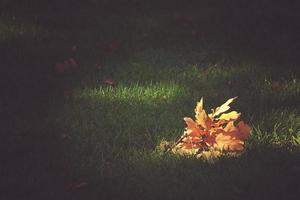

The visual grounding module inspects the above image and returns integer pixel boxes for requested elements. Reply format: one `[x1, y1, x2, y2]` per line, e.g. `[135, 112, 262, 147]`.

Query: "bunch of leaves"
[170, 97, 251, 160]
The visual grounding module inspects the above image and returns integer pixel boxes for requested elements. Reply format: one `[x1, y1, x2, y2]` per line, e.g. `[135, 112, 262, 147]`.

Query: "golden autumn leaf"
[195, 98, 210, 129]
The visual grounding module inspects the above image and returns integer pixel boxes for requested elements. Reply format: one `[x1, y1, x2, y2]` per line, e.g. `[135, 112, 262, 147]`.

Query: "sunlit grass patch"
[249, 110, 300, 148]
[107, 49, 260, 104]
[52, 82, 189, 164]
[74, 82, 186, 104]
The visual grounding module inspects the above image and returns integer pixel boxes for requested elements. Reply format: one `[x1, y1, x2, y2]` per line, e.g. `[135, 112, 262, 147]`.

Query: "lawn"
[1, 0, 300, 199]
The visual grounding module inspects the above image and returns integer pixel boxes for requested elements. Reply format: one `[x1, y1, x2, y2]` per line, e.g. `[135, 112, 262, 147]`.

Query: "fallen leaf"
[184, 117, 205, 137]
[218, 111, 241, 121]
[211, 97, 237, 117]
[103, 78, 117, 87]
[54, 58, 78, 74]
[215, 134, 244, 151]
[237, 121, 251, 140]
[195, 98, 212, 129]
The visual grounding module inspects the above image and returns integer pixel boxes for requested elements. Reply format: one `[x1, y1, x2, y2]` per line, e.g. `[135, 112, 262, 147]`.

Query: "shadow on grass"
[56, 147, 300, 200]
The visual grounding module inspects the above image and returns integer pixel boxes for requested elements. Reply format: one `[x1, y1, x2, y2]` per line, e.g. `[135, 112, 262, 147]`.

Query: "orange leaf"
[203, 134, 216, 147]
[223, 121, 251, 140]
[184, 117, 206, 137]
[184, 117, 199, 130]
[224, 121, 238, 133]
[215, 134, 244, 151]
[237, 121, 251, 140]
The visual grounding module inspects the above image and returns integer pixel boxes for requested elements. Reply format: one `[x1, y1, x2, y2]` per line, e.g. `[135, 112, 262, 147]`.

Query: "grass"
[1, 0, 300, 199]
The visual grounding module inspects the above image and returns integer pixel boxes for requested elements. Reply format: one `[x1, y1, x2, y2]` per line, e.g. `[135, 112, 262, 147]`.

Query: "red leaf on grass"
[102, 78, 117, 87]
[54, 58, 78, 74]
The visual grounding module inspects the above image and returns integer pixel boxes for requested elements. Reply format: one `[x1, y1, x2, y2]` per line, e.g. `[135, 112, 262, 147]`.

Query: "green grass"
[1, 1, 300, 199]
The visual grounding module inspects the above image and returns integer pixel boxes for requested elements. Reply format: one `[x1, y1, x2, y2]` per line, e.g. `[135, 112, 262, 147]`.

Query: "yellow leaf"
[194, 98, 213, 129]
[195, 97, 204, 112]
[212, 97, 237, 117]
[218, 111, 241, 121]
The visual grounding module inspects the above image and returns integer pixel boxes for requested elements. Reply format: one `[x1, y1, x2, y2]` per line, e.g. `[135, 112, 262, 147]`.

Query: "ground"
[1, 1, 300, 199]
